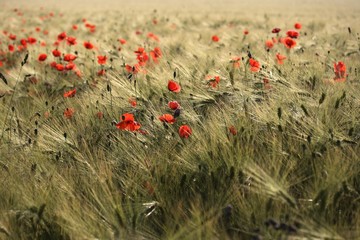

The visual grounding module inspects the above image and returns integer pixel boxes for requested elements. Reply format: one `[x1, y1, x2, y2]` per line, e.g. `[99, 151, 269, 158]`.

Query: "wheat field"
[0, 0, 360, 239]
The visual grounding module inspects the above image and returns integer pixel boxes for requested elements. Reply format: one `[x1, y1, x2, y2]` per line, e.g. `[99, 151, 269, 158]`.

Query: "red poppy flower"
[150, 47, 162, 63]
[63, 108, 75, 119]
[38, 53, 47, 62]
[65, 62, 75, 70]
[147, 32, 160, 42]
[168, 80, 181, 93]
[20, 39, 27, 46]
[168, 101, 180, 110]
[334, 61, 346, 82]
[116, 113, 141, 131]
[119, 38, 127, 44]
[125, 64, 140, 74]
[249, 58, 260, 72]
[85, 23, 96, 33]
[0, 61, 3, 67]
[243, 29, 249, 35]
[230, 56, 241, 68]
[129, 98, 137, 107]
[50, 61, 57, 68]
[206, 75, 221, 88]
[97, 69, 106, 76]
[56, 63, 64, 71]
[286, 30, 299, 39]
[27, 37, 37, 44]
[263, 78, 271, 90]
[229, 126, 237, 135]
[276, 53, 286, 64]
[52, 49, 61, 57]
[272, 28, 281, 33]
[72, 25, 78, 30]
[97, 55, 107, 65]
[294, 23, 302, 30]
[63, 53, 77, 62]
[8, 44, 15, 52]
[96, 111, 103, 119]
[283, 37, 296, 49]
[66, 36, 77, 45]
[135, 47, 149, 66]
[57, 32, 67, 41]
[83, 41, 94, 49]
[159, 114, 176, 124]
[179, 125, 192, 138]
[212, 35, 220, 42]
[9, 33, 16, 40]
[64, 88, 76, 98]
[265, 39, 274, 49]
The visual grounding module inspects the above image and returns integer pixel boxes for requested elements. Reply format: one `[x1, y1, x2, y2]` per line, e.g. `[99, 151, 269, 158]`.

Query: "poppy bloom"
[334, 61, 347, 82]
[230, 56, 241, 68]
[8, 44, 15, 52]
[83, 41, 94, 49]
[63, 53, 77, 62]
[294, 23, 302, 29]
[276, 53, 286, 64]
[243, 29, 249, 35]
[249, 58, 260, 72]
[265, 39, 274, 49]
[64, 89, 76, 98]
[66, 36, 77, 45]
[263, 78, 271, 90]
[97, 69, 106, 76]
[119, 38, 127, 44]
[129, 98, 137, 107]
[97, 55, 107, 65]
[168, 80, 181, 93]
[150, 47, 162, 63]
[283, 37, 296, 49]
[159, 114, 176, 124]
[286, 30, 299, 39]
[179, 125, 192, 138]
[63, 108, 75, 119]
[27, 37, 37, 44]
[0, 61, 3, 67]
[20, 39, 27, 46]
[116, 113, 141, 131]
[72, 25, 78, 30]
[9, 33, 16, 40]
[147, 32, 160, 42]
[168, 101, 180, 110]
[229, 126, 237, 135]
[96, 111, 103, 119]
[50, 61, 57, 68]
[38, 53, 47, 61]
[125, 64, 140, 74]
[57, 32, 67, 41]
[272, 28, 281, 33]
[135, 47, 149, 66]
[212, 35, 220, 42]
[56, 63, 64, 71]
[65, 62, 75, 70]
[85, 23, 96, 33]
[52, 49, 61, 57]
[206, 75, 221, 88]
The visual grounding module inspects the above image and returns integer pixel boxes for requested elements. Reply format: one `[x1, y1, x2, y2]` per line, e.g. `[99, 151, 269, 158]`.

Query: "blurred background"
[0, 0, 359, 12]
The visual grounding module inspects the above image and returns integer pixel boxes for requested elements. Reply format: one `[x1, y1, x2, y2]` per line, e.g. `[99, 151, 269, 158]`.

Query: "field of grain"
[0, 0, 360, 239]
